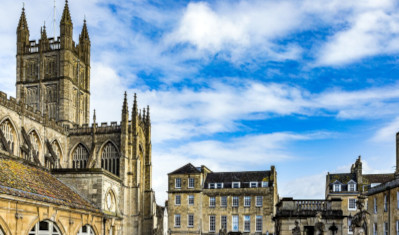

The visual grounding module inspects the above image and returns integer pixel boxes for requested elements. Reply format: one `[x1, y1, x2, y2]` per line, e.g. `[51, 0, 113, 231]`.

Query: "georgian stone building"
[0, 1, 162, 234]
[167, 163, 278, 234]
[325, 156, 394, 235]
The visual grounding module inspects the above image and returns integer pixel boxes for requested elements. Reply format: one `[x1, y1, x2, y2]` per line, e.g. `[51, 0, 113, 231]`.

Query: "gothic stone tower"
[16, 0, 91, 127]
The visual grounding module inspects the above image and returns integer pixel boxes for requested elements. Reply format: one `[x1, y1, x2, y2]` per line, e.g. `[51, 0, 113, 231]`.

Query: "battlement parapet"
[0, 91, 67, 134]
[69, 121, 121, 136]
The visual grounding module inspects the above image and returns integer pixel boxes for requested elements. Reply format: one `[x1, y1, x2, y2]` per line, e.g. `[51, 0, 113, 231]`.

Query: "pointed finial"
[61, 0, 72, 25]
[93, 109, 96, 123]
[122, 91, 128, 113]
[143, 108, 146, 119]
[146, 105, 150, 123]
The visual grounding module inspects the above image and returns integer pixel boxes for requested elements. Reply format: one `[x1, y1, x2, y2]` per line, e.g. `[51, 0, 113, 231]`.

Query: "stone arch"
[104, 188, 117, 213]
[0, 116, 20, 156]
[100, 140, 120, 176]
[71, 143, 90, 169]
[27, 219, 62, 235]
[51, 139, 64, 164]
[76, 224, 96, 235]
[0, 215, 11, 235]
[28, 128, 43, 164]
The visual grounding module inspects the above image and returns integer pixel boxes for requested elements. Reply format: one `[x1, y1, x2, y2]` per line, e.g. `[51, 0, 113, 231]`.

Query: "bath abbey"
[4, 1, 399, 235]
[0, 1, 164, 235]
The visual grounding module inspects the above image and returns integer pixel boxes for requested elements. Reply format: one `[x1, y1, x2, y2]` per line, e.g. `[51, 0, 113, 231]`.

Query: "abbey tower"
[16, 0, 91, 127]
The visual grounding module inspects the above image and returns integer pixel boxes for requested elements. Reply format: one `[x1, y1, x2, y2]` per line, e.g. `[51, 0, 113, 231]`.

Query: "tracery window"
[73, 144, 88, 169]
[52, 140, 62, 162]
[28, 220, 61, 235]
[29, 131, 40, 154]
[101, 142, 120, 176]
[0, 119, 16, 154]
[77, 225, 95, 235]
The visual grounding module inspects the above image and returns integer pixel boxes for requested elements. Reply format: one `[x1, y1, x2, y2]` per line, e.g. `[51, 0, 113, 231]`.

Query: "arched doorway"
[28, 220, 61, 235]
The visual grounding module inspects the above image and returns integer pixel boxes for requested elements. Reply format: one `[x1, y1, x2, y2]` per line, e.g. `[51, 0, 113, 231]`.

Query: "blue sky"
[1, 0, 399, 203]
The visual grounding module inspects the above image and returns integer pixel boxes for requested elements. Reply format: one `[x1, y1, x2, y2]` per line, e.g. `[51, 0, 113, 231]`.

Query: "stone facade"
[367, 179, 399, 235]
[0, 1, 162, 235]
[167, 163, 277, 234]
[325, 156, 394, 235]
[274, 198, 344, 235]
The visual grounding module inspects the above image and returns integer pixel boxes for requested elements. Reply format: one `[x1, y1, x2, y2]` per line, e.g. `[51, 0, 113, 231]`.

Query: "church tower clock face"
[106, 193, 112, 210]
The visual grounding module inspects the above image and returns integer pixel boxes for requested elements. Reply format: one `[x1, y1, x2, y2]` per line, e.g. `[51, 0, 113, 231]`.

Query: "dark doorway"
[304, 226, 315, 235]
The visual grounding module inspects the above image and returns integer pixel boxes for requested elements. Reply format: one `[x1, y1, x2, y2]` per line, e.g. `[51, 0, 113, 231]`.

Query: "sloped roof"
[364, 174, 394, 184]
[169, 163, 201, 175]
[367, 178, 399, 196]
[204, 171, 271, 188]
[328, 173, 356, 184]
[0, 157, 98, 212]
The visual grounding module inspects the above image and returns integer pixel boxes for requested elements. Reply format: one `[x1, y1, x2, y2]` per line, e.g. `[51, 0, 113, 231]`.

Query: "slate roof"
[328, 173, 356, 184]
[0, 157, 98, 212]
[204, 171, 271, 189]
[367, 178, 399, 196]
[169, 163, 201, 175]
[364, 174, 394, 184]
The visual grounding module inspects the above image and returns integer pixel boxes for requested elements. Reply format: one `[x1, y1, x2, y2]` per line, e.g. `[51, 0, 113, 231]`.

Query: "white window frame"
[244, 215, 250, 232]
[174, 214, 181, 228]
[348, 198, 356, 210]
[217, 183, 224, 189]
[250, 181, 258, 188]
[175, 195, 181, 205]
[209, 197, 216, 208]
[188, 195, 194, 205]
[209, 215, 216, 232]
[244, 196, 251, 207]
[209, 183, 215, 189]
[232, 182, 240, 188]
[256, 196, 263, 207]
[348, 217, 353, 234]
[221, 215, 227, 230]
[256, 215, 263, 232]
[232, 196, 239, 207]
[232, 215, 239, 232]
[348, 183, 356, 192]
[188, 214, 194, 228]
[175, 178, 181, 189]
[333, 183, 341, 192]
[261, 181, 268, 187]
[221, 196, 227, 207]
[188, 178, 195, 188]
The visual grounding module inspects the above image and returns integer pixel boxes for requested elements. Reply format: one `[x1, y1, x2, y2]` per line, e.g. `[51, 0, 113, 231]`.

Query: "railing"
[294, 200, 331, 211]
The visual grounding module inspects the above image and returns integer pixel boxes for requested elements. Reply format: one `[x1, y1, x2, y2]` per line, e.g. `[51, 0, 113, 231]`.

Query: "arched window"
[0, 119, 16, 154]
[0, 226, 4, 235]
[101, 142, 120, 176]
[77, 225, 95, 235]
[52, 140, 63, 163]
[29, 130, 41, 157]
[73, 144, 88, 169]
[28, 220, 61, 235]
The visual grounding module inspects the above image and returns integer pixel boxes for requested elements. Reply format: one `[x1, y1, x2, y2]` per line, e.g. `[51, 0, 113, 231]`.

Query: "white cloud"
[317, 10, 399, 65]
[372, 117, 399, 142]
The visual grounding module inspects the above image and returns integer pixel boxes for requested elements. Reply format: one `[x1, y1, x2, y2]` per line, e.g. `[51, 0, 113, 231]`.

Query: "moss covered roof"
[0, 157, 98, 212]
